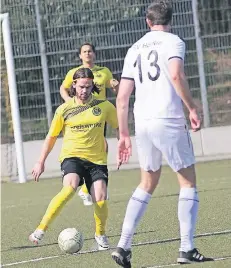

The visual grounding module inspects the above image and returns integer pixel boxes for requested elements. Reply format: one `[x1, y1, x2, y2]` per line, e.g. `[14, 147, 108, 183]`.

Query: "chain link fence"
[1, 0, 231, 145]
[199, 0, 231, 125]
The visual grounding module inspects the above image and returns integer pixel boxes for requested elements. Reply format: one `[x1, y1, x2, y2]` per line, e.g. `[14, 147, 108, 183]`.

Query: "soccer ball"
[58, 228, 84, 254]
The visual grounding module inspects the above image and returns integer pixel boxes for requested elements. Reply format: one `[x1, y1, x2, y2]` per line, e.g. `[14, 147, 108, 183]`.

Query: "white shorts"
[135, 119, 195, 172]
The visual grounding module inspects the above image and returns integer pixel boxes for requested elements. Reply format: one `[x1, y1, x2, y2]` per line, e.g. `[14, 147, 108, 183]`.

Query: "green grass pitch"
[1, 160, 231, 268]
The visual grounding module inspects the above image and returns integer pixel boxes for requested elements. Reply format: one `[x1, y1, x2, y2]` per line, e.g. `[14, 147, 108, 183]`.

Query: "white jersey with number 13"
[122, 31, 186, 121]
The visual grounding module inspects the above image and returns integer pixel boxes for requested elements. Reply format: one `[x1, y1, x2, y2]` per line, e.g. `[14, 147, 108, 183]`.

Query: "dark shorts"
[61, 157, 108, 193]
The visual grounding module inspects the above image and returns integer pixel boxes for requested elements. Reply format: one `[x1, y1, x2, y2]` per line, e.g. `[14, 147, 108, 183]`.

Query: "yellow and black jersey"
[48, 96, 118, 165]
[62, 65, 113, 100]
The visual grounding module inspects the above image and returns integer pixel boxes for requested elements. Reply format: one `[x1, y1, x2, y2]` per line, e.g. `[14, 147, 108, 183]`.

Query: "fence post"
[192, 0, 210, 128]
[1, 13, 27, 183]
[35, 0, 52, 126]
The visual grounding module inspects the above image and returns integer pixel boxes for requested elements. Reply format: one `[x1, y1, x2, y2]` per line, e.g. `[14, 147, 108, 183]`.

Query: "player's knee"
[90, 179, 107, 202]
[177, 164, 196, 188]
[140, 168, 161, 193]
[139, 180, 159, 194]
[63, 173, 80, 190]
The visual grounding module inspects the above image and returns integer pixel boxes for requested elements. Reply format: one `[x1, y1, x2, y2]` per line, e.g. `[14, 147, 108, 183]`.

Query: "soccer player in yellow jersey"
[60, 43, 119, 206]
[29, 68, 119, 250]
[60, 43, 118, 101]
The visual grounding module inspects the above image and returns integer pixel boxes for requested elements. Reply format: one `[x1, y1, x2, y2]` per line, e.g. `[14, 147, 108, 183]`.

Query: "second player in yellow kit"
[29, 68, 119, 250]
[62, 64, 113, 100]
[60, 43, 119, 102]
[60, 43, 119, 205]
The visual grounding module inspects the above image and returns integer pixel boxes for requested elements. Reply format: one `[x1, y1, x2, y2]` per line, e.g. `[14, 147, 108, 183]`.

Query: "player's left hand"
[117, 136, 132, 169]
[110, 79, 119, 88]
[189, 109, 201, 132]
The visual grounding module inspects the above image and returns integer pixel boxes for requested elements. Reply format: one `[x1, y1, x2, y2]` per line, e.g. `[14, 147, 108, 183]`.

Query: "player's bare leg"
[29, 174, 79, 245]
[91, 179, 109, 250]
[177, 165, 213, 263]
[78, 138, 109, 206]
[112, 168, 161, 267]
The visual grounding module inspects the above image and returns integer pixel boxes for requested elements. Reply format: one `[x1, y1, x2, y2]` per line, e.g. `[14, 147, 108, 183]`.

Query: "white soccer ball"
[58, 228, 84, 254]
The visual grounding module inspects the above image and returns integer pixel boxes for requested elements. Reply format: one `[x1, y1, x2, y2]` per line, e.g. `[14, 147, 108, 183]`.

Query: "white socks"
[117, 187, 152, 250]
[178, 187, 199, 252]
[117, 186, 199, 252]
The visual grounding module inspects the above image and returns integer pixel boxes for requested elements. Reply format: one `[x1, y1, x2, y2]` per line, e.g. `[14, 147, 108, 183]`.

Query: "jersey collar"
[80, 64, 98, 71]
[74, 95, 94, 105]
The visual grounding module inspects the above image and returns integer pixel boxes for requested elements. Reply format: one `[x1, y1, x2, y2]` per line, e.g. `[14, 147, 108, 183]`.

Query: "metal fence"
[1, 0, 231, 144]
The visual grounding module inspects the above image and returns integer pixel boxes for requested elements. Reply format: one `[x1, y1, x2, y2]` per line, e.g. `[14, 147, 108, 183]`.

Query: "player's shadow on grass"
[4, 229, 231, 253]
[1, 244, 57, 251]
[1, 230, 157, 252]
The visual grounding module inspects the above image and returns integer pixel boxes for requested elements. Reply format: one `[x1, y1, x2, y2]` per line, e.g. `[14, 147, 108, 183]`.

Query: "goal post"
[1, 13, 26, 183]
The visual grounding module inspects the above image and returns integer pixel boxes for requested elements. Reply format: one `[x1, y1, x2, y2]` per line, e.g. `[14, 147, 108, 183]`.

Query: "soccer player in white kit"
[112, 1, 213, 267]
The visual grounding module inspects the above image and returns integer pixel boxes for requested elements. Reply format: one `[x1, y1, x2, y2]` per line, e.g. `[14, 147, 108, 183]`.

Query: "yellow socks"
[80, 183, 89, 194]
[37, 186, 108, 236]
[37, 186, 75, 231]
[94, 200, 108, 236]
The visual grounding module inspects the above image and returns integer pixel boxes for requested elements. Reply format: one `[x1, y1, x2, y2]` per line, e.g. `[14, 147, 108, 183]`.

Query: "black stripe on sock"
[131, 196, 148, 204]
[179, 198, 199, 202]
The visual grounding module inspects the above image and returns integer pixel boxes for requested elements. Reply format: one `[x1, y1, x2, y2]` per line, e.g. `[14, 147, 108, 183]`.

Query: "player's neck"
[150, 25, 170, 32]
[75, 95, 92, 105]
[82, 62, 95, 69]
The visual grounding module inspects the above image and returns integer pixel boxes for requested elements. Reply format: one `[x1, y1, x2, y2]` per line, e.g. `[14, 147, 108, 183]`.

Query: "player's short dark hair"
[70, 68, 99, 96]
[146, 1, 173, 26]
[79, 43, 96, 54]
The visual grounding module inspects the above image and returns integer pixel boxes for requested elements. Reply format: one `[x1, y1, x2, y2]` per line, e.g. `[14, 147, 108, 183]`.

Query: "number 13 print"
[134, 50, 160, 83]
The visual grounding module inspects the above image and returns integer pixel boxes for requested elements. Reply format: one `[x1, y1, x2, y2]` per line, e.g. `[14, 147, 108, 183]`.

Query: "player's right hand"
[189, 109, 201, 132]
[32, 162, 45, 182]
[117, 136, 132, 169]
[110, 79, 119, 88]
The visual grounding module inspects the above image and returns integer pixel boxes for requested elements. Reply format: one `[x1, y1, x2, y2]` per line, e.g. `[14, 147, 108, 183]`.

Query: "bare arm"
[169, 59, 197, 112]
[116, 79, 134, 137]
[32, 136, 57, 181]
[60, 84, 71, 102]
[38, 136, 57, 164]
[169, 58, 201, 131]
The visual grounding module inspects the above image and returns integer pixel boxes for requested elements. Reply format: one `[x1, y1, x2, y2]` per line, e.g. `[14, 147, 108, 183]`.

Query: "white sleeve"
[121, 49, 134, 80]
[167, 38, 185, 61]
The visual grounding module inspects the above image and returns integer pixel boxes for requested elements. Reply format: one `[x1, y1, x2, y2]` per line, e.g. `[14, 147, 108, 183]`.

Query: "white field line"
[143, 256, 231, 268]
[1, 229, 231, 267]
